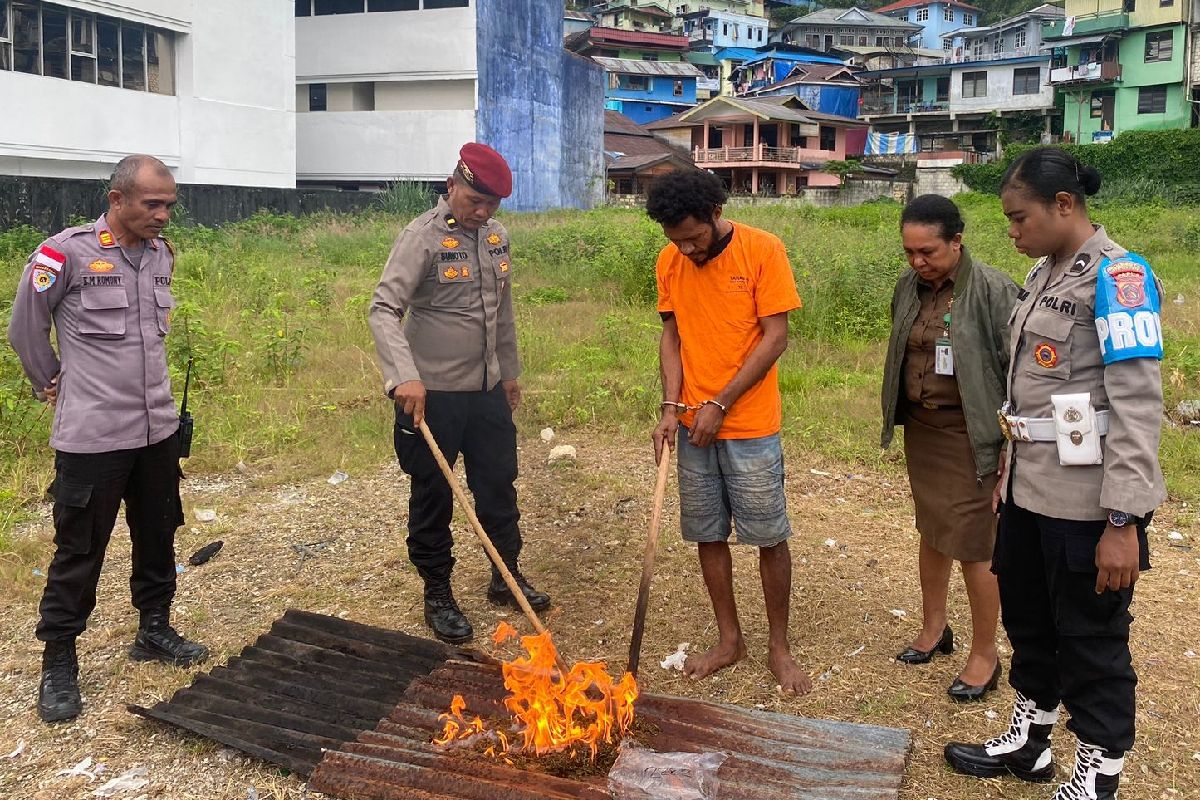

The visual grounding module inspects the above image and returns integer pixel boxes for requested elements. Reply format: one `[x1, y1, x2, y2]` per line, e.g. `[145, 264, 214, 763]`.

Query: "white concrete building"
[0, 0, 296, 187]
[294, 0, 476, 187]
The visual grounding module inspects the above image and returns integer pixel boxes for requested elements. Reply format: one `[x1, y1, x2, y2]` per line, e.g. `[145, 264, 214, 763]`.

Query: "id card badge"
[935, 337, 954, 376]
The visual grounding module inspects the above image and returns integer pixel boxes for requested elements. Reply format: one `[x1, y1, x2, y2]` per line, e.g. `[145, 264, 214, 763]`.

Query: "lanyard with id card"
[934, 298, 954, 376]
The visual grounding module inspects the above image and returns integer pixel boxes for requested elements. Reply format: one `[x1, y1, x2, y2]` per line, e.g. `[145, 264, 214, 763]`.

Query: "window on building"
[993, 36, 1003, 53]
[69, 11, 96, 82]
[944, 5, 955, 21]
[972, 39, 984, 57]
[120, 24, 145, 90]
[963, 13, 974, 25]
[1014, 29, 1026, 49]
[1012, 66, 1041, 95]
[12, 2, 39, 74]
[875, 36, 885, 46]
[422, 0, 468, 6]
[309, 83, 328, 111]
[369, 0, 420, 9]
[839, 34, 854, 45]
[896, 36, 907, 47]
[936, 75, 950, 102]
[296, 0, 311, 14]
[0, 1, 9, 70]
[1144, 30, 1173, 62]
[642, 52, 658, 61]
[819, 125, 837, 151]
[916, 7, 929, 21]
[315, 0, 363, 13]
[1159, 0, 1174, 5]
[858, 35, 867, 46]
[722, 22, 728, 36]
[1123, 0, 1135, 10]
[147, 28, 173, 95]
[623, 74, 648, 90]
[673, 79, 683, 96]
[1137, 84, 1168, 114]
[961, 70, 987, 98]
[39, 5, 67, 78]
[97, 17, 118, 86]
[1090, 89, 1113, 118]
[789, 123, 806, 147]
[757, 27, 763, 42]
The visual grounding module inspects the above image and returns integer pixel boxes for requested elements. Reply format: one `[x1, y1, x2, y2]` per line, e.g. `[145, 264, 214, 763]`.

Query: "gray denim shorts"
[676, 427, 791, 547]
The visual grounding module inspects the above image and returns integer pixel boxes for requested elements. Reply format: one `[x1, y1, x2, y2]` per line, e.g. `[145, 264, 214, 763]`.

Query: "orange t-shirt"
[656, 222, 802, 439]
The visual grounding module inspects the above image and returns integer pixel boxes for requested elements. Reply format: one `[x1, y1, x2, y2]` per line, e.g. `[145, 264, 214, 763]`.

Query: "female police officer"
[944, 148, 1166, 799]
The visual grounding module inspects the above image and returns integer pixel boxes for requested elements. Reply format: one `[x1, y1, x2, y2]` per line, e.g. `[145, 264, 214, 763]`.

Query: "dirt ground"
[1, 432, 1197, 800]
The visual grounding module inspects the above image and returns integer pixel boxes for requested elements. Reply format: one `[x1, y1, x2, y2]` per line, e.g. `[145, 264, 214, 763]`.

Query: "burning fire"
[434, 622, 639, 761]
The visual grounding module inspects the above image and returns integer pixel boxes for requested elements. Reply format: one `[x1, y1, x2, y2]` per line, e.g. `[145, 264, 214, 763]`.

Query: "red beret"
[457, 142, 512, 199]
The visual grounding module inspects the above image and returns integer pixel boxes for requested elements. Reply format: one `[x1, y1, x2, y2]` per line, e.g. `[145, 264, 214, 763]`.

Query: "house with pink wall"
[646, 95, 867, 194]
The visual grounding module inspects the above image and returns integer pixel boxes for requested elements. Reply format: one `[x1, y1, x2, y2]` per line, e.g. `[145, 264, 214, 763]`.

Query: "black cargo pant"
[394, 386, 521, 583]
[993, 498, 1151, 753]
[36, 432, 184, 643]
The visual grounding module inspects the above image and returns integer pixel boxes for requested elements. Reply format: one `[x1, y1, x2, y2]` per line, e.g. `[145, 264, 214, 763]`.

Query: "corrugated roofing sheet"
[594, 57, 705, 77]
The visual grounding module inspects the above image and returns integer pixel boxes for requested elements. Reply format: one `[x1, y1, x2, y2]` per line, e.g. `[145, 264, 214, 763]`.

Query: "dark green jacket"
[880, 246, 1018, 478]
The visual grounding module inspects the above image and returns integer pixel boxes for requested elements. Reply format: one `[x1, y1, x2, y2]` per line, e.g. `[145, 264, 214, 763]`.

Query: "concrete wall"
[476, 0, 604, 210]
[297, 111, 475, 182]
[915, 162, 968, 197]
[0, 0, 295, 188]
[295, 6, 477, 81]
[0, 175, 375, 232]
[724, 178, 910, 207]
[294, 6, 478, 183]
[951, 61, 1055, 112]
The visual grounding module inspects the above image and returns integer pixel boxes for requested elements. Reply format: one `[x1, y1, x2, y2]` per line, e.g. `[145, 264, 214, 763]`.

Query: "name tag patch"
[1038, 295, 1077, 316]
[439, 251, 470, 263]
[81, 274, 123, 288]
[154, 275, 172, 286]
[1095, 253, 1162, 363]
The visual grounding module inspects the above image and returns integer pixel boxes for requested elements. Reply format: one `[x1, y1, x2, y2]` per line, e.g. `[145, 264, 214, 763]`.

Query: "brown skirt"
[903, 405, 998, 562]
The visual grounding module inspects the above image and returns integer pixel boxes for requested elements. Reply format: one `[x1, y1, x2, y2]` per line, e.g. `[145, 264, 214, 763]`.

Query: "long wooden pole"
[417, 421, 567, 673]
[626, 453, 672, 678]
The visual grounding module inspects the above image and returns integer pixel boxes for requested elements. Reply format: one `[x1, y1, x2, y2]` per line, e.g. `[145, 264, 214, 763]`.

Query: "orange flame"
[433, 626, 639, 761]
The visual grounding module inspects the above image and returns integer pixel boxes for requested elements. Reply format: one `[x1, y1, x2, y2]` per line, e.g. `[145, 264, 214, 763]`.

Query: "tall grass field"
[2, 195, 1198, 548]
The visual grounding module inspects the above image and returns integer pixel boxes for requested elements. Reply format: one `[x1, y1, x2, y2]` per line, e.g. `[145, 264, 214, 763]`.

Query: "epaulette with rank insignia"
[444, 213, 460, 231]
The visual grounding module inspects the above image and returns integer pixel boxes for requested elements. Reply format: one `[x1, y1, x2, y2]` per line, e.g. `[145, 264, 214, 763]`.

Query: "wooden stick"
[417, 420, 567, 673]
[626, 452, 672, 678]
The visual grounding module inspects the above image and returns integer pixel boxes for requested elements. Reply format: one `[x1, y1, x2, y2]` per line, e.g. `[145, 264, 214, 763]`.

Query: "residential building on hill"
[858, 5, 1062, 158]
[565, 25, 690, 60]
[670, 0, 765, 18]
[0, 0, 295, 186]
[603, 110, 693, 195]
[296, 0, 604, 210]
[596, 56, 703, 123]
[875, 0, 981, 52]
[738, 61, 864, 120]
[774, 7, 922, 52]
[649, 94, 868, 194]
[680, 9, 769, 49]
[592, 2, 674, 33]
[564, 9, 595, 35]
[1042, 0, 1193, 141]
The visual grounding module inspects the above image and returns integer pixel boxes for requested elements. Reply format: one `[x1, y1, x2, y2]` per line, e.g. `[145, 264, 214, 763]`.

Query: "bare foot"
[683, 639, 747, 680]
[957, 651, 999, 686]
[768, 645, 812, 696]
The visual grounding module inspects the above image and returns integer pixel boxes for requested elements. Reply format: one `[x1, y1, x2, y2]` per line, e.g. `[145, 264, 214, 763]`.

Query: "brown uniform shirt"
[1003, 226, 1167, 519]
[7, 215, 178, 453]
[368, 197, 519, 394]
[903, 268, 960, 408]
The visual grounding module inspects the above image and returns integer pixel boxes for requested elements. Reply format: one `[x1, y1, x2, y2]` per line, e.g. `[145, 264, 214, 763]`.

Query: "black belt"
[918, 401, 961, 410]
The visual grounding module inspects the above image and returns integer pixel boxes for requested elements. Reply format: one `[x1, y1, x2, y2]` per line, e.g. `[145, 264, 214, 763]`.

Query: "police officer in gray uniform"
[945, 148, 1165, 799]
[369, 143, 549, 644]
[8, 155, 208, 724]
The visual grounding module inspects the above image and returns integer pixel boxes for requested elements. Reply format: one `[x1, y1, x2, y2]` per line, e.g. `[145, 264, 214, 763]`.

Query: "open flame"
[434, 622, 639, 761]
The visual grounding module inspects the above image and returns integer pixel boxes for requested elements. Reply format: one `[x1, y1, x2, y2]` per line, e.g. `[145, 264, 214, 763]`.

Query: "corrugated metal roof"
[784, 7, 922, 30]
[587, 26, 690, 49]
[594, 57, 706, 77]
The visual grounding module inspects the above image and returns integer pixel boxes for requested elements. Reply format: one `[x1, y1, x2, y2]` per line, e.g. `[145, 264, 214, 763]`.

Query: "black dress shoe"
[947, 660, 1002, 702]
[896, 625, 953, 664]
[487, 567, 551, 612]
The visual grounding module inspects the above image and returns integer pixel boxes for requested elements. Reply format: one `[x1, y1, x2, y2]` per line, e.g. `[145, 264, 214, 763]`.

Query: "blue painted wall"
[476, 0, 604, 211]
[605, 100, 685, 125]
[887, 2, 979, 51]
[607, 77, 698, 105]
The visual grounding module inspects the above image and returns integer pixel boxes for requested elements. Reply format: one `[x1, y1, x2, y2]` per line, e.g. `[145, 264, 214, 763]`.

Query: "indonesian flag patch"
[34, 245, 66, 273]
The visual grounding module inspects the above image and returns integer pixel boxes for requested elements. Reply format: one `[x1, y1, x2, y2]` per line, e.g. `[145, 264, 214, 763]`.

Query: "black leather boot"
[486, 563, 550, 611]
[1051, 742, 1123, 800]
[38, 639, 82, 723]
[129, 607, 209, 667]
[424, 581, 473, 644]
[945, 691, 1058, 782]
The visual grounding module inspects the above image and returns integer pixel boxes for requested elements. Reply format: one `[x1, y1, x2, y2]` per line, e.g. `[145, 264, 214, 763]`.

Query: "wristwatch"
[1107, 510, 1133, 528]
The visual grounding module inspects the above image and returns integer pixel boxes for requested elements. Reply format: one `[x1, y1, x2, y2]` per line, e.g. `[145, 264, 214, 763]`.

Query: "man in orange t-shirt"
[648, 169, 809, 695]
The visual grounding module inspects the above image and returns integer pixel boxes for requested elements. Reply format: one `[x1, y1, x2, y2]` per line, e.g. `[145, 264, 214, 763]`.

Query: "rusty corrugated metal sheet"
[310, 661, 911, 800]
[128, 609, 482, 776]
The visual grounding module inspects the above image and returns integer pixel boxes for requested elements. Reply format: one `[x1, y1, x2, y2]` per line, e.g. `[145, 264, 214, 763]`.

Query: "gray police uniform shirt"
[1004, 225, 1167, 520]
[8, 215, 178, 454]
[368, 197, 520, 394]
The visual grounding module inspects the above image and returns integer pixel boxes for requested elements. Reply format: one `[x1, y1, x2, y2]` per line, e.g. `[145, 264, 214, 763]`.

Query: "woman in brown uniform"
[881, 195, 1018, 700]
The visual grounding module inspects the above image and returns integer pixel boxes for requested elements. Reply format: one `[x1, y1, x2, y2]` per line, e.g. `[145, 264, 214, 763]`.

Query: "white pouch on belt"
[1050, 392, 1103, 466]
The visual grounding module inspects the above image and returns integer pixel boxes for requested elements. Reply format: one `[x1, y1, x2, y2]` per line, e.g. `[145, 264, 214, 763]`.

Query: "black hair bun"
[1079, 164, 1102, 196]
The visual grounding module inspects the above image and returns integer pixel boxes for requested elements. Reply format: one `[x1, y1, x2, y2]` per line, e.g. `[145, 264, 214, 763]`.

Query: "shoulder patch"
[34, 244, 67, 273]
[1024, 257, 1047, 285]
[1067, 253, 1093, 276]
[1094, 252, 1163, 364]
